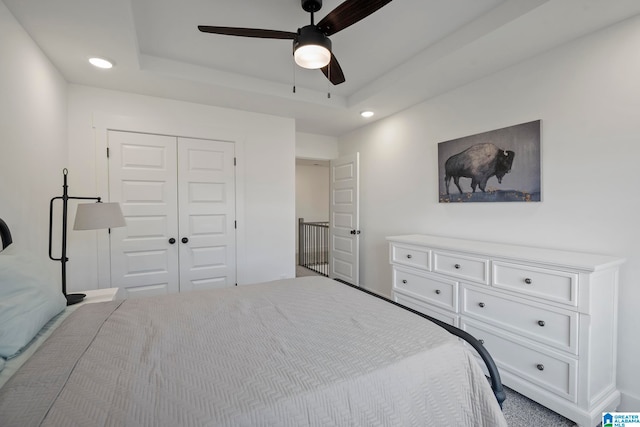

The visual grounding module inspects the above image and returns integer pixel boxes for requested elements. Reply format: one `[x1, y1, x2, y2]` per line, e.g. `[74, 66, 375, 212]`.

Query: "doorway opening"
[295, 158, 329, 277]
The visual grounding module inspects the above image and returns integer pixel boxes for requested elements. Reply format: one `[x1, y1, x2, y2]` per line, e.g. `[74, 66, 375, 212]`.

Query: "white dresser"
[387, 234, 624, 427]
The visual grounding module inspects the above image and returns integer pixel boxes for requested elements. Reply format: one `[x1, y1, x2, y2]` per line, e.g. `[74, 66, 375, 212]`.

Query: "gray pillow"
[0, 245, 66, 358]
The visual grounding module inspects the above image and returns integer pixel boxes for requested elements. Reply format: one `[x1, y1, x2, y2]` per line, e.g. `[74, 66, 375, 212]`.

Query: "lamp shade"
[73, 202, 126, 230]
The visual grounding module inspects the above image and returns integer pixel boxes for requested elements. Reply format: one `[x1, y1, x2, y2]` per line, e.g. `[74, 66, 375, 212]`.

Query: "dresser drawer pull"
[536, 364, 545, 371]
[524, 278, 533, 284]
[402, 279, 407, 284]
[435, 289, 441, 295]
[478, 302, 485, 308]
[454, 264, 461, 269]
[406, 254, 413, 259]
[538, 320, 546, 327]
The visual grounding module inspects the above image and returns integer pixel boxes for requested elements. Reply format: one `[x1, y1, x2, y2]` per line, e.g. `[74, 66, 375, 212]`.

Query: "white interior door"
[108, 131, 180, 298]
[177, 137, 236, 291]
[329, 153, 360, 285]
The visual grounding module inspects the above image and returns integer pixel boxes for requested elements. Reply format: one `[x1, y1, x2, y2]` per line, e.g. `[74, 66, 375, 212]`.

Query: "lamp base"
[66, 293, 86, 306]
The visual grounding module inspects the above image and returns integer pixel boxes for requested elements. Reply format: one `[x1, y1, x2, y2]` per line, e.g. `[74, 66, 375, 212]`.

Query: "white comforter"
[0, 276, 507, 426]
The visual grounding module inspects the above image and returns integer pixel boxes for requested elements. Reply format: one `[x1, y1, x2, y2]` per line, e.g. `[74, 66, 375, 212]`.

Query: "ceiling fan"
[198, 0, 393, 85]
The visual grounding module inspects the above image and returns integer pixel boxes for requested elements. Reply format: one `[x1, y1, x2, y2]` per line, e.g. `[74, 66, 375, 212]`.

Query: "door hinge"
[234, 220, 237, 229]
[106, 147, 110, 158]
[234, 157, 236, 166]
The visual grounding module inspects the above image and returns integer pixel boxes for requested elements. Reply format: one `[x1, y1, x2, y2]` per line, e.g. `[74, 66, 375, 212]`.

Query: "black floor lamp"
[48, 169, 126, 305]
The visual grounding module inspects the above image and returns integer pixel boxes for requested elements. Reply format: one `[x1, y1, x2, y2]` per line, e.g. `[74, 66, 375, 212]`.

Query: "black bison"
[444, 143, 515, 195]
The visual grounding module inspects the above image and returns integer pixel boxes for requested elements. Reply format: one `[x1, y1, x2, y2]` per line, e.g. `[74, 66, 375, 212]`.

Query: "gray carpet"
[296, 265, 322, 277]
[502, 386, 577, 426]
[295, 266, 580, 426]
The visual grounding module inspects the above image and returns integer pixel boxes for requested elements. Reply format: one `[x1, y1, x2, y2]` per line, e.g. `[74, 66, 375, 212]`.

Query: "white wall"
[296, 164, 330, 223]
[0, 2, 67, 259]
[66, 85, 296, 289]
[296, 132, 338, 160]
[338, 15, 640, 409]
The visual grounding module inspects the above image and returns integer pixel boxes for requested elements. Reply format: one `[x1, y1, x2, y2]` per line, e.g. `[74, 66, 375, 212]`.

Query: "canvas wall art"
[438, 120, 541, 203]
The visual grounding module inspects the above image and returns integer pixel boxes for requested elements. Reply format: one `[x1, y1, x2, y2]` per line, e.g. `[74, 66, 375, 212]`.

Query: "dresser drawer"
[433, 251, 489, 284]
[462, 319, 577, 402]
[492, 261, 578, 306]
[461, 286, 577, 354]
[393, 292, 459, 327]
[390, 243, 431, 271]
[393, 267, 457, 312]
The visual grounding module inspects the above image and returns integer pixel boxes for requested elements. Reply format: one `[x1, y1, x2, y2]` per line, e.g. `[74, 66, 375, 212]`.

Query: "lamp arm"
[68, 196, 102, 201]
[48, 196, 63, 262]
[48, 195, 102, 261]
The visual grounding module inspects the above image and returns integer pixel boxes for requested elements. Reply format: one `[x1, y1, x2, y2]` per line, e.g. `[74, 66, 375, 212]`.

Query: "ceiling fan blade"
[321, 54, 346, 85]
[198, 26, 296, 40]
[316, 0, 393, 36]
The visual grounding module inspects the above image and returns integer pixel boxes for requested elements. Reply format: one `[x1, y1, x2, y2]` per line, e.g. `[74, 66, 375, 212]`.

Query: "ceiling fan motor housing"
[293, 25, 332, 53]
[301, 0, 322, 13]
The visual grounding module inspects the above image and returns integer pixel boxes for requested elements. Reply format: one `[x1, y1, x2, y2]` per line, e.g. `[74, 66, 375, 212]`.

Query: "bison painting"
[444, 143, 515, 195]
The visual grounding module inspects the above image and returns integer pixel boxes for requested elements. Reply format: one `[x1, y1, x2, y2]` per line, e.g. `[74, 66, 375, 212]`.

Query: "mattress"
[0, 276, 507, 426]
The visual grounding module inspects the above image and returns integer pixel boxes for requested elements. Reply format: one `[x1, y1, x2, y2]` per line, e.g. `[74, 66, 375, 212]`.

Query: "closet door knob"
[181, 237, 189, 244]
[536, 364, 545, 371]
[454, 264, 461, 269]
[538, 320, 546, 327]
[402, 279, 407, 284]
[478, 302, 485, 308]
[406, 254, 413, 259]
[168, 238, 176, 244]
[524, 278, 533, 284]
[435, 289, 441, 295]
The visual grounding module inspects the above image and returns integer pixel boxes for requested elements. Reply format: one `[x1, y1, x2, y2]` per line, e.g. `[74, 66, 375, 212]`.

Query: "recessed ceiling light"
[360, 111, 374, 118]
[88, 57, 114, 69]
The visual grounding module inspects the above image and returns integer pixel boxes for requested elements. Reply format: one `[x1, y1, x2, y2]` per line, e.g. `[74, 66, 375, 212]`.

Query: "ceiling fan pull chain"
[327, 64, 331, 98]
[293, 61, 296, 93]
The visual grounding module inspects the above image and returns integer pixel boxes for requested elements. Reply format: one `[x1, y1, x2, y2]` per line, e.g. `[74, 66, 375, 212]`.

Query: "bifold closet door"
[108, 131, 180, 297]
[108, 131, 236, 298]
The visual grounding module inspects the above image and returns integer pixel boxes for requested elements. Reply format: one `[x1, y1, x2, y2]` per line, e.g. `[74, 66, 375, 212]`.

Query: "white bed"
[0, 218, 507, 426]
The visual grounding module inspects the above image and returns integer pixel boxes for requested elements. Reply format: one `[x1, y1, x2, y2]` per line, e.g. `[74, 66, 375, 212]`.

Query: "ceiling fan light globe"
[294, 44, 331, 69]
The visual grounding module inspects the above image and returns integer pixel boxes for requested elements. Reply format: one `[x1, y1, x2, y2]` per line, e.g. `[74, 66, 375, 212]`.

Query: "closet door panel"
[177, 138, 236, 291]
[108, 131, 180, 297]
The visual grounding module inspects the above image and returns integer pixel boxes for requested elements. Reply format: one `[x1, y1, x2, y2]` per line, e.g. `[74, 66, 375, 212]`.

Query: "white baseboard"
[619, 390, 640, 411]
